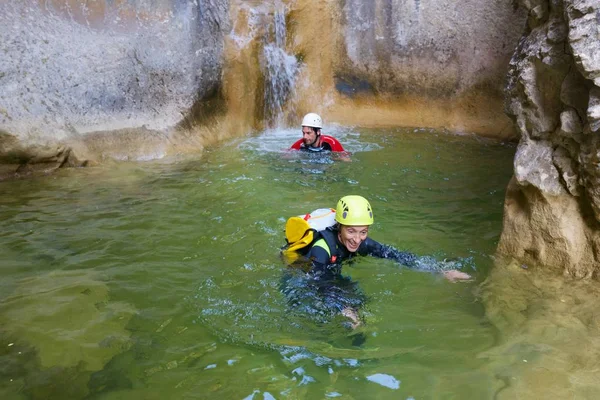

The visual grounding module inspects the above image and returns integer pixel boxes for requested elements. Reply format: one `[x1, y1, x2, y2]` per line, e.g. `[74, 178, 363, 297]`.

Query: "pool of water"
[0, 127, 516, 399]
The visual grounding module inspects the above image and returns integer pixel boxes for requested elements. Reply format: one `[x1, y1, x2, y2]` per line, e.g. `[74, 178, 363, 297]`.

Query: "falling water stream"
[263, 7, 299, 127]
[0, 127, 518, 399]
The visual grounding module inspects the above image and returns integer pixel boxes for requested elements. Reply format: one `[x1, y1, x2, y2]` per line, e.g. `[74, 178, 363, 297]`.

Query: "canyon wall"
[483, 2, 600, 390]
[0, 0, 229, 176]
[498, 0, 600, 278]
[296, 0, 525, 137]
[0, 0, 526, 178]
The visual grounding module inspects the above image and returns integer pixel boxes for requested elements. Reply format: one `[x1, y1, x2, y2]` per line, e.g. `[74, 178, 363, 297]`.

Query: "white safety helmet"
[301, 113, 323, 129]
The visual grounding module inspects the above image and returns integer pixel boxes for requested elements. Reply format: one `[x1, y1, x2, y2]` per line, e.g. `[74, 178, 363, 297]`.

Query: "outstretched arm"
[358, 238, 471, 281]
[359, 238, 418, 268]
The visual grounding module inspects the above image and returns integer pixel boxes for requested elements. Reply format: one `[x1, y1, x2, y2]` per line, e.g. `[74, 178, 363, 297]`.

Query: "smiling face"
[338, 224, 369, 252]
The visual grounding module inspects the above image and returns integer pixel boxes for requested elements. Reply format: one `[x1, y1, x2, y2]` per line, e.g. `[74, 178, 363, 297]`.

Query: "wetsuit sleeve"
[305, 240, 331, 270]
[306, 245, 330, 267]
[357, 237, 420, 268]
[305, 239, 344, 278]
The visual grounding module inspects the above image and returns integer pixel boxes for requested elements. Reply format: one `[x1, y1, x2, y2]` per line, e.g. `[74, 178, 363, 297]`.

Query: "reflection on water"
[0, 127, 556, 399]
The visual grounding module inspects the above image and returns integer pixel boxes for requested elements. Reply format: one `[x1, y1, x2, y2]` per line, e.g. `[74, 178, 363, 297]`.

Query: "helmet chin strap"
[305, 130, 321, 148]
[313, 132, 322, 147]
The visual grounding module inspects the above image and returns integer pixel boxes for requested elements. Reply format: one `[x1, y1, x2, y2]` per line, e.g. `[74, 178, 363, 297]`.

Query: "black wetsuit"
[305, 228, 418, 279]
[299, 142, 332, 152]
[281, 228, 419, 322]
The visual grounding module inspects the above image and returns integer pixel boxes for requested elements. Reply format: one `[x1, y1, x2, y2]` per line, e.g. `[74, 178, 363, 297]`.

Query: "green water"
[0, 127, 516, 399]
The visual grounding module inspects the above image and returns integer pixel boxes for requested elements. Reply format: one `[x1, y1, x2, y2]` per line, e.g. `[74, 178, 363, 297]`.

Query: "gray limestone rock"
[500, 0, 600, 277]
[588, 87, 600, 132]
[552, 145, 580, 196]
[515, 139, 565, 195]
[566, 0, 600, 86]
[339, 0, 526, 97]
[559, 108, 583, 137]
[0, 0, 228, 174]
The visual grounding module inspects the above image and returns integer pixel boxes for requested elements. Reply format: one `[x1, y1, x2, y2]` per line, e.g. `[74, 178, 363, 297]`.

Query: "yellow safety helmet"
[335, 195, 374, 226]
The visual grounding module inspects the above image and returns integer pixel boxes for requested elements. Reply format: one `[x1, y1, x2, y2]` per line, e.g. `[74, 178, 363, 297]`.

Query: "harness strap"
[312, 238, 330, 255]
[318, 229, 339, 263]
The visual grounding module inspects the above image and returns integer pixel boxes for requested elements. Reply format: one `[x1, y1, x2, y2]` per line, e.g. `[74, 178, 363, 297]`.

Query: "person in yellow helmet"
[302, 195, 471, 328]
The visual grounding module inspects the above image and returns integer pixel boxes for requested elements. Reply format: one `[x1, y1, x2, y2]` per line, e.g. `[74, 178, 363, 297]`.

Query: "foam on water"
[366, 373, 401, 389]
[238, 126, 382, 154]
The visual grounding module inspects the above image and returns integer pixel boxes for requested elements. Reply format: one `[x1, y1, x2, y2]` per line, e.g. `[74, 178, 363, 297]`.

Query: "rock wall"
[287, 0, 526, 139]
[498, 0, 600, 278]
[0, 0, 526, 179]
[0, 0, 229, 177]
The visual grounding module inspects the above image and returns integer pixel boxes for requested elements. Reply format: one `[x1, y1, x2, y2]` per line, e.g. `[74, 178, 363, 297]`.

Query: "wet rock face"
[499, 0, 600, 278]
[289, 0, 526, 140]
[0, 0, 228, 177]
[338, 0, 525, 97]
[0, 0, 527, 178]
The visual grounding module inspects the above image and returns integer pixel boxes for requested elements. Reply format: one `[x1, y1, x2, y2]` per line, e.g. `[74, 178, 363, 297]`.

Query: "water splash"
[366, 373, 401, 389]
[237, 127, 382, 154]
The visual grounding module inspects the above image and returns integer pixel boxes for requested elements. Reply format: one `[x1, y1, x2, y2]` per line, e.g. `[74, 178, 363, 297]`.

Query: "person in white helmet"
[290, 113, 346, 152]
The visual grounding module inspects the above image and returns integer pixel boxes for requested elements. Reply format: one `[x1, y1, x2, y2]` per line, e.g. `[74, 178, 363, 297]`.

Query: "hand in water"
[442, 270, 472, 282]
[341, 307, 361, 329]
[334, 152, 352, 162]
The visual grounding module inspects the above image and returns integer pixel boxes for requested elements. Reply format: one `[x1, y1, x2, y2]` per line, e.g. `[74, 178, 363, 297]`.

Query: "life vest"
[309, 229, 340, 264]
[290, 135, 345, 152]
[281, 208, 339, 264]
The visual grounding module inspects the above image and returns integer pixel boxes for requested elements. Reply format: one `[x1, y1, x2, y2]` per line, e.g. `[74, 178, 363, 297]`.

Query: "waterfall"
[263, 9, 298, 128]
